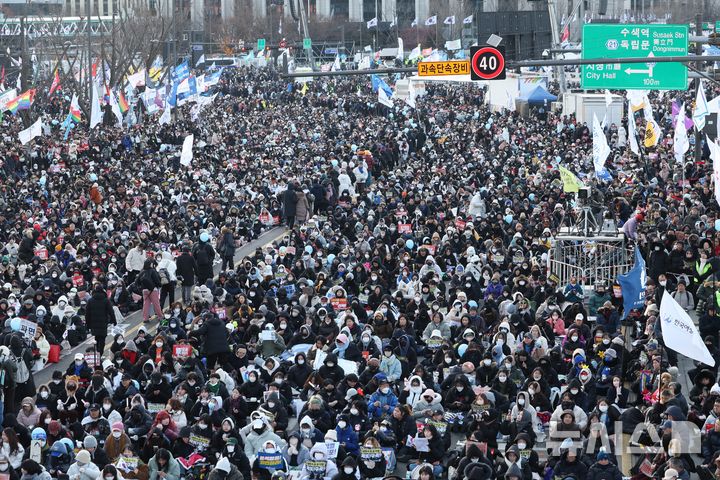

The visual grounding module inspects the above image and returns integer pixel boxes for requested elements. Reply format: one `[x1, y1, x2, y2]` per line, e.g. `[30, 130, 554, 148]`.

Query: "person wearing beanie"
[587, 449, 621, 480]
[104, 422, 131, 462]
[83, 435, 110, 469]
[208, 455, 243, 480]
[67, 449, 101, 480]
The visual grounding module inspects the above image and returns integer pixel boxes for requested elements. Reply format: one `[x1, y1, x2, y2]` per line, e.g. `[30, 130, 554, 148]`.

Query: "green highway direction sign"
[581, 24, 688, 90]
[303, 38, 312, 49]
[257, 38, 266, 50]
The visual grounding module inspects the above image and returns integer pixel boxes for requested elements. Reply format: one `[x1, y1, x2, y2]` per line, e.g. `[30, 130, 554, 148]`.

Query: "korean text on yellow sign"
[418, 61, 470, 77]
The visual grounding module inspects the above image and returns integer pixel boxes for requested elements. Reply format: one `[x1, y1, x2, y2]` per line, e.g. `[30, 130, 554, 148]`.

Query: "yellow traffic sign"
[418, 60, 470, 76]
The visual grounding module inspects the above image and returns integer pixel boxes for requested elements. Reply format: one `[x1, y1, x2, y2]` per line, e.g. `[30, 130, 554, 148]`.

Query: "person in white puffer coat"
[337, 169, 355, 197]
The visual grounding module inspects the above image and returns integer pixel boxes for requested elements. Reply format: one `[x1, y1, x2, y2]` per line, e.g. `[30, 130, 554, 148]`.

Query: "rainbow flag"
[69, 94, 81, 122]
[118, 91, 129, 113]
[7, 88, 36, 113]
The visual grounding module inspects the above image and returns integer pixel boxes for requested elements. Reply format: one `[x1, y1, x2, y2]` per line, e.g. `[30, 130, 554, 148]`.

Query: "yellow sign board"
[418, 60, 470, 77]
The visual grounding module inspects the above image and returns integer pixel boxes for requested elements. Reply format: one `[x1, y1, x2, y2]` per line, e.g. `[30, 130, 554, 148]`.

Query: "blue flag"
[174, 61, 190, 82]
[371, 75, 393, 97]
[617, 246, 647, 319]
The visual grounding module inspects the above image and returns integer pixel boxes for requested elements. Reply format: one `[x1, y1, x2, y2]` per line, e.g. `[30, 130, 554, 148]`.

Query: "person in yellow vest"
[694, 251, 714, 312]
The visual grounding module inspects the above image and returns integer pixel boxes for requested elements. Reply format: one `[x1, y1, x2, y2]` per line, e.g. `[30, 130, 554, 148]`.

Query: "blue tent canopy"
[522, 85, 558, 105]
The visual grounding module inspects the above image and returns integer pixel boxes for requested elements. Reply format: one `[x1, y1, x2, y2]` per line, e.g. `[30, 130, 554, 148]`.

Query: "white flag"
[109, 90, 123, 126]
[660, 290, 715, 366]
[592, 113, 611, 175]
[378, 88, 393, 108]
[604, 89, 612, 108]
[159, 102, 171, 125]
[463, 15, 473, 24]
[177, 78, 191, 94]
[397, 37, 404, 60]
[18, 118, 42, 145]
[405, 81, 416, 109]
[444, 16, 456, 25]
[367, 17, 378, 28]
[411, 18, 417, 27]
[628, 106, 639, 156]
[409, 45, 422, 61]
[195, 54, 205, 67]
[127, 70, 145, 88]
[694, 80, 709, 131]
[709, 135, 720, 206]
[331, 55, 341, 71]
[674, 103, 689, 164]
[180, 134, 194, 166]
[445, 39, 462, 50]
[90, 84, 102, 129]
[425, 16, 437, 26]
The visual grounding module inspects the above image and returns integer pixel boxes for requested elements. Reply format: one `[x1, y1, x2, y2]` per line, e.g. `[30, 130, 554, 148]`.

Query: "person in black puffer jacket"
[85, 285, 115, 354]
[190, 312, 230, 369]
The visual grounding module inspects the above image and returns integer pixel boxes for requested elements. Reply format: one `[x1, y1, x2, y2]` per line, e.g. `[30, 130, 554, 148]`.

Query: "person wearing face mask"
[334, 414, 360, 457]
[16, 397, 41, 428]
[262, 393, 290, 433]
[367, 377, 398, 420]
[218, 437, 251, 480]
[281, 432, 310, 470]
[299, 443, 338, 480]
[550, 392, 588, 430]
[82, 435, 110, 470]
[85, 285, 116, 355]
[379, 346, 402, 383]
[244, 418, 285, 462]
[66, 449, 101, 480]
[318, 353, 345, 385]
[332, 456, 358, 480]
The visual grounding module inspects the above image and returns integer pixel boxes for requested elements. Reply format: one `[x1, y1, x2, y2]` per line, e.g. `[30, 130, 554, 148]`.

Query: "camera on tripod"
[577, 186, 591, 203]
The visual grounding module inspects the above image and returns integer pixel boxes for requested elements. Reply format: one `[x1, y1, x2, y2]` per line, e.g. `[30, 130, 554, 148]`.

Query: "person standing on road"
[125, 241, 146, 286]
[175, 246, 197, 305]
[217, 223, 237, 271]
[282, 183, 298, 228]
[192, 233, 215, 286]
[138, 259, 163, 323]
[190, 312, 230, 369]
[156, 252, 178, 310]
[85, 285, 115, 355]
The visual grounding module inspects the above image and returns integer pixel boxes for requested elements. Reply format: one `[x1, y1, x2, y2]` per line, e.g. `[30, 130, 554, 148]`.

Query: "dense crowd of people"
[0, 61, 717, 480]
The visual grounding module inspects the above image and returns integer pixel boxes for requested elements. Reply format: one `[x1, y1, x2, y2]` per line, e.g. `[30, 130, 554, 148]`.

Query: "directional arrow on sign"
[625, 52, 655, 77]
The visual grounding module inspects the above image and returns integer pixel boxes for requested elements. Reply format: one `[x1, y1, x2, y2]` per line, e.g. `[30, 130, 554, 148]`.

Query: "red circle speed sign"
[470, 46, 505, 80]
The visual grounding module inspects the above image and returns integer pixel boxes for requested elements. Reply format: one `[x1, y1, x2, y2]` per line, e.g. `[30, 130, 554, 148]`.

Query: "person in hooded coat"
[85, 285, 115, 355]
[282, 184, 298, 228]
[453, 443, 494, 480]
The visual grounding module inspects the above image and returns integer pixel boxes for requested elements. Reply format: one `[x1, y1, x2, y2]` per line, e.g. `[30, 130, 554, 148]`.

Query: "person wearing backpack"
[85, 285, 116, 355]
[156, 252, 178, 311]
[192, 233, 215, 286]
[138, 259, 163, 323]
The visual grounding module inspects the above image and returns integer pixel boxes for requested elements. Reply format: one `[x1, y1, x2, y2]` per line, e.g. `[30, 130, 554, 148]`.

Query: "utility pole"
[696, 13, 703, 165]
[172, 0, 178, 68]
[297, 0, 315, 69]
[547, 0, 567, 94]
[20, 16, 29, 91]
[86, 0, 92, 109]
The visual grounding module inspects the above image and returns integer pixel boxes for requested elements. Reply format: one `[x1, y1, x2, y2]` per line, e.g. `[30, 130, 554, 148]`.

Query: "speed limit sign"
[470, 45, 506, 80]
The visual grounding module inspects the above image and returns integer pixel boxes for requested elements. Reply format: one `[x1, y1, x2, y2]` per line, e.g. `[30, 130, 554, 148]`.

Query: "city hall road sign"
[581, 24, 688, 90]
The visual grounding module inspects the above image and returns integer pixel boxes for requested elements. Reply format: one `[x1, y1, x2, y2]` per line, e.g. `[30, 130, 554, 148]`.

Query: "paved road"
[34, 226, 287, 386]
